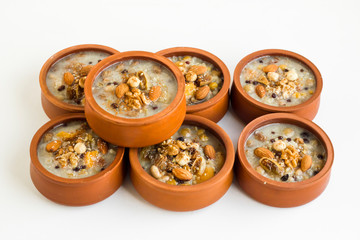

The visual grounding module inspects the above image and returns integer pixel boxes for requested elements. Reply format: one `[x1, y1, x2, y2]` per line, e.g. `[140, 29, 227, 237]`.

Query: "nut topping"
[204, 145, 216, 159]
[195, 85, 210, 100]
[148, 86, 161, 101]
[172, 168, 193, 181]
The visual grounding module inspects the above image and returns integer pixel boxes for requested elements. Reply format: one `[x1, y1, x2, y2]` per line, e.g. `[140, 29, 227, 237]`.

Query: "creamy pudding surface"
[240, 55, 316, 107]
[139, 125, 225, 185]
[245, 123, 326, 182]
[46, 51, 110, 105]
[169, 56, 223, 105]
[37, 120, 117, 179]
[92, 59, 177, 118]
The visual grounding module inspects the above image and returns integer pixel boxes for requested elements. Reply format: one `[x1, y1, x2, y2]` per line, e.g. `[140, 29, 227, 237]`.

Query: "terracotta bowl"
[129, 114, 235, 211]
[40, 44, 119, 119]
[231, 49, 323, 123]
[29, 113, 126, 206]
[84, 51, 186, 148]
[156, 47, 230, 123]
[235, 113, 334, 207]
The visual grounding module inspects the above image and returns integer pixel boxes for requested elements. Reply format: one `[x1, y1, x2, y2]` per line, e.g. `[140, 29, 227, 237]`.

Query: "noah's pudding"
[92, 59, 177, 118]
[139, 125, 225, 185]
[245, 123, 326, 182]
[37, 120, 117, 179]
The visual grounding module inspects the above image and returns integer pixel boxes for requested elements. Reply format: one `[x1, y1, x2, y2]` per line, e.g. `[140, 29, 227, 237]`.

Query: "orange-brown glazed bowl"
[84, 51, 186, 148]
[231, 49, 323, 123]
[40, 44, 119, 119]
[235, 113, 334, 207]
[30, 113, 126, 206]
[156, 47, 230, 123]
[129, 114, 235, 211]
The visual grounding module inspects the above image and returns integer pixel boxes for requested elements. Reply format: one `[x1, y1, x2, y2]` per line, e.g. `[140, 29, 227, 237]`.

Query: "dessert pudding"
[37, 120, 117, 179]
[240, 55, 316, 107]
[92, 59, 177, 118]
[139, 125, 225, 185]
[46, 51, 110, 105]
[169, 56, 223, 105]
[244, 123, 326, 182]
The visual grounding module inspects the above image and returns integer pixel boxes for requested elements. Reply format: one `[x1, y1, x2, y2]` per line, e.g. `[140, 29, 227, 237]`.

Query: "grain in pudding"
[92, 59, 177, 118]
[169, 56, 223, 105]
[37, 120, 117, 179]
[245, 123, 326, 182]
[240, 56, 316, 107]
[139, 125, 225, 185]
[46, 51, 110, 105]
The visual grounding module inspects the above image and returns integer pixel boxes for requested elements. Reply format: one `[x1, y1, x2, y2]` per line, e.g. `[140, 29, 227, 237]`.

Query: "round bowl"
[84, 51, 186, 148]
[129, 114, 235, 211]
[235, 113, 334, 207]
[40, 44, 119, 119]
[30, 113, 126, 206]
[231, 49, 323, 123]
[156, 47, 230, 123]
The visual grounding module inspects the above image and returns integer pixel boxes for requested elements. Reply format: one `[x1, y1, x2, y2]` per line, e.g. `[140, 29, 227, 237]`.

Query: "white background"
[1, 0, 359, 239]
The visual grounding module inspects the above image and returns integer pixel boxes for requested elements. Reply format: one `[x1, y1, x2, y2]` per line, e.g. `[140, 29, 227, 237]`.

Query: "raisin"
[73, 167, 80, 172]
[58, 85, 65, 91]
[121, 69, 128, 74]
[271, 93, 276, 98]
[303, 138, 310, 143]
[278, 136, 283, 140]
[271, 131, 275, 134]
[98, 59, 102, 63]
[79, 153, 84, 159]
[313, 170, 319, 176]
[284, 69, 289, 72]
[300, 132, 310, 138]
[270, 139, 275, 143]
[300, 69, 304, 72]
[304, 87, 309, 90]
[287, 99, 291, 102]
[152, 106, 158, 110]
[89, 61, 93, 64]
[101, 167, 105, 171]
[111, 103, 119, 109]
[177, 137, 184, 141]
[281, 174, 289, 181]
[317, 154, 324, 160]
[80, 165, 86, 169]
[185, 61, 190, 64]
[113, 82, 119, 85]
[55, 165, 60, 169]
[259, 60, 263, 63]
[245, 80, 251, 84]
[252, 81, 259, 85]
[287, 138, 292, 142]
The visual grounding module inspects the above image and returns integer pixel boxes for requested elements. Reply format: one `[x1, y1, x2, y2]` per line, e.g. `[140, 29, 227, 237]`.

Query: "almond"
[189, 65, 207, 75]
[115, 83, 129, 98]
[204, 145, 216, 159]
[257, 75, 269, 85]
[149, 86, 161, 101]
[301, 155, 312, 171]
[63, 72, 74, 85]
[80, 65, 93, 76]
[46, 140, 62, 152]
[195, 85, 210, 100]
[97, 138, 108, 154]
[263, 64, 278, 73]
[172, 168, 193, 181]
[255, 85, 266, 98]
[254, 147, 274, 159]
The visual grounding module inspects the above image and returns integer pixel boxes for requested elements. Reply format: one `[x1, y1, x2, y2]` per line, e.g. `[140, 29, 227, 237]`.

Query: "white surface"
[1, 0, 359, 239]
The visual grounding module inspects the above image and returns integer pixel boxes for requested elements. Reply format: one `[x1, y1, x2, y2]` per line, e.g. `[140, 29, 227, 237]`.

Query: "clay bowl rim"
[30, 113, 125, 185]
[129, 114, 235, 193]
[39, 44, 120, 112]
[84, 51, 185, 126]
[233, 49, 323, 112]
[156, 47, 231, 113]
[237, 113, 334, 190]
